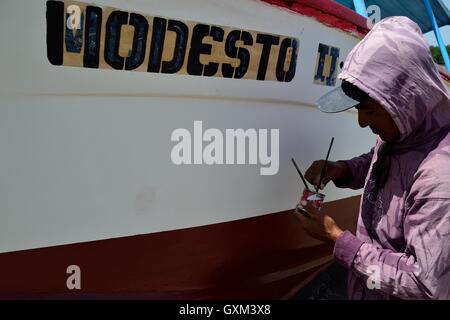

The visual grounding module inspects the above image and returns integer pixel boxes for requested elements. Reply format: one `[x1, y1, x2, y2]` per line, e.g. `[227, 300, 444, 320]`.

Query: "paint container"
[299, 188, 325, 210]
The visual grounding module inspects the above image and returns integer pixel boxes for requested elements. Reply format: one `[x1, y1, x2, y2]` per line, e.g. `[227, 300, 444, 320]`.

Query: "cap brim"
[316, 86, 360, 113]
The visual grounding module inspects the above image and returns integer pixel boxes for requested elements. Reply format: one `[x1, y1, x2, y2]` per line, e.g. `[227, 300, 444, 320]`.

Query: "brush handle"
[291, 158, 309, 190]
[316, 137, 334, 192]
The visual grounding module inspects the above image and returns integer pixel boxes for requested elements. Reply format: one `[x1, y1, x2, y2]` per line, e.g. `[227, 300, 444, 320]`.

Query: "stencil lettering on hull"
[46, 0, 300, 82]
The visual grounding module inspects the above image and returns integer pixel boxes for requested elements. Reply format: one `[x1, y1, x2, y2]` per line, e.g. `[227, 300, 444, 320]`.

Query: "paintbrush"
[316, 137, 334, 192]
[291, 158, 309, 190]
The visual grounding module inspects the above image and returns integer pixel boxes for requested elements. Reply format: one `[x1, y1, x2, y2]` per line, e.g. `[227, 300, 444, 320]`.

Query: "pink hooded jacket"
[333, 16, 450, 299]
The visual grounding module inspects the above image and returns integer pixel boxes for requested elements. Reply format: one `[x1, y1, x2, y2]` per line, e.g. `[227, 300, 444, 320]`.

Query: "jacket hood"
[338, 16, 450, 146]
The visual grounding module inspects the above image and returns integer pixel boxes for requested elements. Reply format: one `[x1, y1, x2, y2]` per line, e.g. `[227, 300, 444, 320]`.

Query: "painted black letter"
[65, 9, 84, 53]
[222, 30, 241, 78]
[203, 26, 224, 77]
[234, 31, 253, 79]
[256, 34, 280, 81]
[161, 20, 188, 74]
[326, 47, 339, 86]
[46, 0, 64, 66]
[187, 24, 210, 76]
[314, 43, 329, 83]
[125, 13, 149, 70]
[276, 38, 298, 82]
[285, 39, 298, 82]
[148, 17, 167, 73]
[84, 6, 102, 69]
[104, 11, 128, 70]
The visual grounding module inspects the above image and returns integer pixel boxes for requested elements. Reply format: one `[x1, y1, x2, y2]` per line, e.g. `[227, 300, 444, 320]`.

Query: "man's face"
[356, 98, 400, 143]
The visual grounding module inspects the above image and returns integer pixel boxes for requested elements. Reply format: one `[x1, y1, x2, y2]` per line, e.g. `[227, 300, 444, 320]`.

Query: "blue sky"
[424, 0, 450, 45]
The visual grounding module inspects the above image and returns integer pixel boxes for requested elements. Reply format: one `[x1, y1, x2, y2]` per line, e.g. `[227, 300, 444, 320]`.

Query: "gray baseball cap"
[316, 81, 369, 113]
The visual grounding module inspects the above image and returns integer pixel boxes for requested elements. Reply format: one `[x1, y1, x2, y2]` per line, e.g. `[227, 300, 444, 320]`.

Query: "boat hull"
[1, 0, 368, 298]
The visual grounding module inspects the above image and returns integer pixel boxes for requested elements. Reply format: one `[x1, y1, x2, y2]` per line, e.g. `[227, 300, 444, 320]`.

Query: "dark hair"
[341, 80, 369, 102]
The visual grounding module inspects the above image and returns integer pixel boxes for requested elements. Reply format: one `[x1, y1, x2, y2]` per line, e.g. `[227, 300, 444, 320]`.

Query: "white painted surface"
[0, 0, 375, 252]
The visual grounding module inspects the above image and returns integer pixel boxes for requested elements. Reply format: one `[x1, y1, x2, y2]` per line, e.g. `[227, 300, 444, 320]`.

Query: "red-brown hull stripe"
[0, 196, 360, 299]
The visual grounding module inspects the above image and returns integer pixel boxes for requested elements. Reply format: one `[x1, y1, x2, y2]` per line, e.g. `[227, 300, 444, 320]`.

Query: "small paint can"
[299, 188, 325, 210]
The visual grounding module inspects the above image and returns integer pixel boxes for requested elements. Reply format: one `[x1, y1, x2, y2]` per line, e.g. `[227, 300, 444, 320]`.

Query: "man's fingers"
[320, 165, 332, 189]
[305, 161, 323, 186]
[316, 161, 329, 187]
[319, 178, 329, 190]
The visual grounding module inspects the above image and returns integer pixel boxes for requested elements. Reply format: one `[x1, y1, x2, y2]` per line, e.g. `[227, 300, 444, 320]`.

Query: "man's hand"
[295, 200, 344, 242]
[305, 160, 349, 190]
